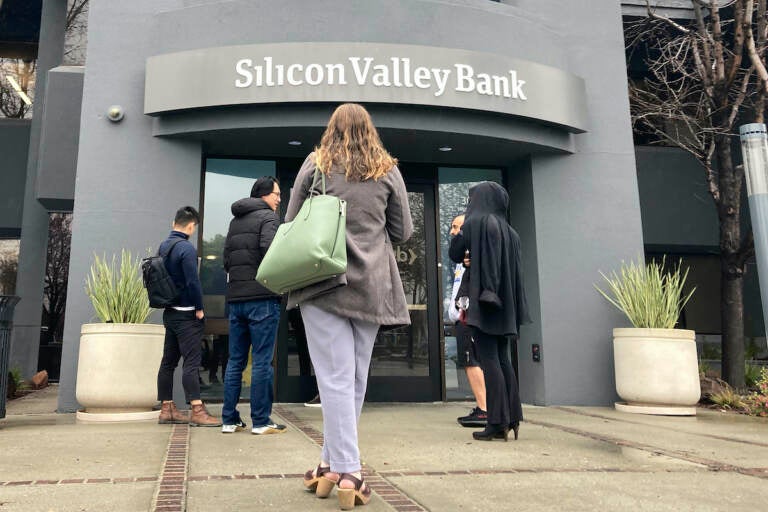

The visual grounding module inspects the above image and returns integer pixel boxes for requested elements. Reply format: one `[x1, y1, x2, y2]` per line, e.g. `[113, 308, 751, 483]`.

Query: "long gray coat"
[284, 153, 413, 327]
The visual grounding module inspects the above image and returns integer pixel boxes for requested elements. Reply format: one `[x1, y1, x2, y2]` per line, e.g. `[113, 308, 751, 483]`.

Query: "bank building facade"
[2, 1, 760, 412]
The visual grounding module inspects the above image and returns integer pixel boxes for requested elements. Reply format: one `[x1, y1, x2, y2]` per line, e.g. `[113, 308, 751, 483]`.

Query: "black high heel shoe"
[511, 422, 520, 440]
[496, 422, 520, 440]
[473, 424, 509, 442]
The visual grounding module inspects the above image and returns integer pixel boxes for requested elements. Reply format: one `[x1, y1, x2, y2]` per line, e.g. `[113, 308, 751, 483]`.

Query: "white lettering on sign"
[235, 56, 526, 101]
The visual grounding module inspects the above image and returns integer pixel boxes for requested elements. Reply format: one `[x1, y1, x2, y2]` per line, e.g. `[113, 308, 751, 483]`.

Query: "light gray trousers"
[300, 303, 379, 473]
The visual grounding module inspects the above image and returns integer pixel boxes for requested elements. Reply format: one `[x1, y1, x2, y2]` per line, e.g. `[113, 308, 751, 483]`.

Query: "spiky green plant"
[595, 256, 695, 329]
[85, 250, 152, 324]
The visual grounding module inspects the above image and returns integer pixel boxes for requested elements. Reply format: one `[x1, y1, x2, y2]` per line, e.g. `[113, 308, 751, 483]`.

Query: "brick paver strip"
[274, 405, 429, 511]
[526, 417, 768, 480]
[554, 406, 768, 448]
[150, 423, 190, 512]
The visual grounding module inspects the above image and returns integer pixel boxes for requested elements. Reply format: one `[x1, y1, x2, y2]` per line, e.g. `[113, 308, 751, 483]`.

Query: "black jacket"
[449, 182, 531, 336]
[159, 231, 204, 310]
[223, 197, 280, 302]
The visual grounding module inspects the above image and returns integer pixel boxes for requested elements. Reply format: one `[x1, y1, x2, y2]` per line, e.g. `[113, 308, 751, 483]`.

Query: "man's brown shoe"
[189, 403, 222, 427]
[158, 401, 190, 424]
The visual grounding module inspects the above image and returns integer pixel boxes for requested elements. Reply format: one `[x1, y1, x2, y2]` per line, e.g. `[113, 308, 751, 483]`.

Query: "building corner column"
[9, 0, 68, 378]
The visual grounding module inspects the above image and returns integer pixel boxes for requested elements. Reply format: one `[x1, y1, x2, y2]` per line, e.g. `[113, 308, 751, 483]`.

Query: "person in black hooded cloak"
[449, 181, 531, 441]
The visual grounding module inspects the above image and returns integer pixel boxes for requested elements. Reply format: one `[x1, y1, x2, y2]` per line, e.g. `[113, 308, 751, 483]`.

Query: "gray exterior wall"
[57, 1, 203, 413]
[58, 0, 644, 410]
[507, 157, 545, 405]
[0, 120, 30, 237]
[35, 66, 83, 211]
[509, 0, 644, 405]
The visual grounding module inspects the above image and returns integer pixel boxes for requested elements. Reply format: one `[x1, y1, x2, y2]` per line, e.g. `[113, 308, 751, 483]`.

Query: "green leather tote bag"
[256, 168, 347, 294]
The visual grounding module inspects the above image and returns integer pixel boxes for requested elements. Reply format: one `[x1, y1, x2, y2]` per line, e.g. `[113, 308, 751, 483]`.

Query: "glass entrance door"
[275, 172, 442, 402]
[366, 182, 441, 401]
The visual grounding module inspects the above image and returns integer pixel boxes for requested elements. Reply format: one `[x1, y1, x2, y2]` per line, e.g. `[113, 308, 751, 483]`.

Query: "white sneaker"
[221, 420, 247, 433]
[252, 422, 287, 435]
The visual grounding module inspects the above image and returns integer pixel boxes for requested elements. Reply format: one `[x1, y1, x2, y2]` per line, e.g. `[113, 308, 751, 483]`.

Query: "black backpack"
[141, 239, 183, 309]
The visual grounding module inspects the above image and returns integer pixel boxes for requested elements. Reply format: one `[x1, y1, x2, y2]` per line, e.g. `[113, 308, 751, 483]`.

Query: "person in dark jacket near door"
[449, 181, 530, 442]
[157, 206, 222, 427]
[221, 176, 286, 435]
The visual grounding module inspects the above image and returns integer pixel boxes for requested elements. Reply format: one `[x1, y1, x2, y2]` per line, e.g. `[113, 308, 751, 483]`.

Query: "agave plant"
[595, 256, 695, 329]
[85, 250, 152, 324]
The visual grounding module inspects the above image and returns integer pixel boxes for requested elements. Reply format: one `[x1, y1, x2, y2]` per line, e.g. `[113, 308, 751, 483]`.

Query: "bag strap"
[308, 165, 326, 196]
[159, 238, 184, 260]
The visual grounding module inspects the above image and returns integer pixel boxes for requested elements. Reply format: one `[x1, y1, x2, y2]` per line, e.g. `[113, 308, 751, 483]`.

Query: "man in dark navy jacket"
[156, 206, 222, 427]
[220, 177, 286, 435]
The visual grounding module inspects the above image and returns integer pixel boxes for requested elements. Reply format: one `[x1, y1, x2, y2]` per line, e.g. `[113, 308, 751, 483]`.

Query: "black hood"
[466, 181, 508, 219]
[231, 197, 272, 217]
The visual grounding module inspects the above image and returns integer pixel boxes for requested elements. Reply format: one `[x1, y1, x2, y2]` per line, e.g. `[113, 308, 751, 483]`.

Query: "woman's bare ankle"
[339, 471, 362, 489]
[320, 461, 339, 482]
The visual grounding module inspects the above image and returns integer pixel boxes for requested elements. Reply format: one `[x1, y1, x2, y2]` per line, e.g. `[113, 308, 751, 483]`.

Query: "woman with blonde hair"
[290, 103, 412, 509]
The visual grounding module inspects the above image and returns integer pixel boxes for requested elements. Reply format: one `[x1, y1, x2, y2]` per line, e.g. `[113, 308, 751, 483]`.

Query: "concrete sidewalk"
[1, 386, 766, 512]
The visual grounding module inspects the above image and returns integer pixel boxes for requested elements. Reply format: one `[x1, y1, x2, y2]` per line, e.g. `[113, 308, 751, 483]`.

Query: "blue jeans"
[222, 299, 280, 426]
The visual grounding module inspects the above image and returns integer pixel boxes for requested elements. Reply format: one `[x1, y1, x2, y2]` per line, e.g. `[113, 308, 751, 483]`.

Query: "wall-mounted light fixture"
[288, 140, 302, 146]
[438, 146, 453, 152]
[106, 105, 125, 122]
[6, 76, 32, 105]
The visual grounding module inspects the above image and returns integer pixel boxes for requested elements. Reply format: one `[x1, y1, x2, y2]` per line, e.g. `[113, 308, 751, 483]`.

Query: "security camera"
[106, 105, 124, 122]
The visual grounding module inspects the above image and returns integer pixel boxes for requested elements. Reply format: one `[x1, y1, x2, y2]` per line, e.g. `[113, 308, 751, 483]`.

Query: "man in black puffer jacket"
[221, 176, 286, 436]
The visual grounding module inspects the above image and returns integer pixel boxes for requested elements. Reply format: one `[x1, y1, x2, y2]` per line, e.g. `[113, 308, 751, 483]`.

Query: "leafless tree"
[0, 257, 17, 295]
[64, 0, 89, 65]
[627, 0, 768, 387]
[0, 0, 89, 119]
[0, 58, 35, 118]
[42, 214, 72, 343]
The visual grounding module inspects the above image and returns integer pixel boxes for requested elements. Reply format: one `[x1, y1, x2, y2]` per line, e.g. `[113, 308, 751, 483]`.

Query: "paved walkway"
[1, 386, 767, 511]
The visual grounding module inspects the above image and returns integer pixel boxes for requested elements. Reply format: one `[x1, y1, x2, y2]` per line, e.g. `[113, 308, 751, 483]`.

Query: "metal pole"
[739, 123, 768, 351]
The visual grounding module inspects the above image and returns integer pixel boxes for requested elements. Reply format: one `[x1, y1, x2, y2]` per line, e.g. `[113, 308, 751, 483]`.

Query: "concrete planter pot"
[613, 327, 701, 416]
[75, 323, 164, 422]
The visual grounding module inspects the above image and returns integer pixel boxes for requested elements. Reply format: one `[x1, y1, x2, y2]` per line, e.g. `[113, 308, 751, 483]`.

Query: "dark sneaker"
[252, 420, 287, 435]
[304, 394, 321, 408]
[221, 419, 247, 433]
[457, 407, 487, 428]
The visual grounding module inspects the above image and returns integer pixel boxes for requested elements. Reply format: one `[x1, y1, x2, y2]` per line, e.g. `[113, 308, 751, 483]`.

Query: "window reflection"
[0, 58, 35, 118]
[64, 0, 90, 66]
[370, 191, 429, 377]
[200, 159, 276, 396]
[201, 159, 276, 317]
[0, 239, 20, 295]
[438, 167, 503, 399]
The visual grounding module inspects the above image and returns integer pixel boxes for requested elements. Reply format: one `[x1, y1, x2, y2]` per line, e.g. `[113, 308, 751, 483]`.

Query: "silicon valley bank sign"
[235, 57, 528, 100]
[145, 42, 588, 133]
